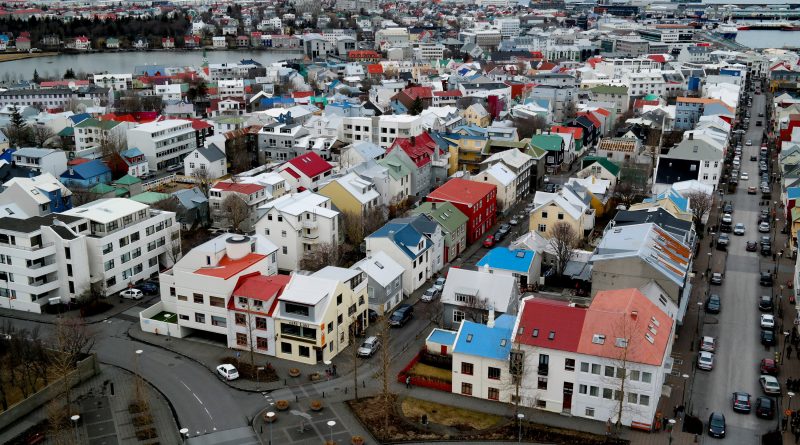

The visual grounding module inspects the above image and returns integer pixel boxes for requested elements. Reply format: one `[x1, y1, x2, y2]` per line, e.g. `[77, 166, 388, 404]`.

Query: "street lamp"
[681, 374, 690, 407]
[266, 412, 275, 445]
[783, 331, 791, 364]
[706, 252, 713, 276]
[668, 418, 677, 445]
[327, 420, 336, 444]
[70, 414, 80, 444]
[693, 301, 704, 351]
[517, 413, 524, 443]
[179, 428, 189, 444]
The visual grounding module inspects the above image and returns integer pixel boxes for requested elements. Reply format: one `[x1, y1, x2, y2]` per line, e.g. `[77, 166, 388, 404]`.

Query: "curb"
[0, 295, 158, 326]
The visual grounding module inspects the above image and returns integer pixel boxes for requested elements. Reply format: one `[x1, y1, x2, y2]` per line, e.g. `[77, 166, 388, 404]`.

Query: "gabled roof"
[387, 132, 438, 168]
[427, 178, 496, 207]
[284, 152, 333, 178]
[529, 134, 564, 151]
[60, 159, 110, 180]
[212, 181, 265, 195]
[352, 251, 404, 288]
[195, 144, 226, 163]
[515, 297, 586, 352]
[194, 253, 267, 280]
[441, 267, 518, 314]
[581, 156, 621, 176]
[452, 314, 515, 361]
[230, 273, 291, 315]
[368, 219, 431, 259]
[410, 201, 468, 234]
[476, 247, 534, 273]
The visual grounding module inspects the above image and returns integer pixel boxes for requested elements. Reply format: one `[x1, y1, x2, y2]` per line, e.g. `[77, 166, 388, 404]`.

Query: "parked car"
[760, 375, 781, 395]
[368, 309, 379, 323]
[493, 230, 506, 242]
[700, 336, 717, 353]
[732, 392, 752, 413]
[748, 186, 758, 194]
[734, 223, 746, 235]
[357, 336, 381, 357]
[746, 241, 758, 252]
[759, 222, 770, 233]
[723, 203, 733, 214]
[760, 358, 779, 376]
[756, 396, 775, 419]
[389, 304, 414, 327]
[717, 234, 729, 250]
[761, 329, 776, 346]
[120, 289, 144, 300]
[760, 314, 775, 330]
[421, 287, 440, 302]
[698, 351, 715, 371]
[708, 412, 726, 438]
[722, 213, 733, 224]
[216, 364, 239, 381]
[706, 294, 721, 314]
[710, 273, 723, 285]
[433, 277, 446, 291]
[483, 235, 495, 247]
[758, 295, 774, 312]
[137, 281, 159, 295]
[760, 272, 773, 286]
[509, 218, 519, 226]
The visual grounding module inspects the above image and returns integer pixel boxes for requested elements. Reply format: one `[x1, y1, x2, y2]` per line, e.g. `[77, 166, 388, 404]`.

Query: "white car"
[759, 222, 770, 233]
[433, 277, 446, 292]
[740, 172, 749, 181]
[733, 223, 745, 235]
[700, 336, 716, 353]
[120, 289, 143, 300]
[746, 139, 753, 146]
[698, 351, 714, 371]
[357, 336, 381, 357]
[216, 364, 239, 381]
[722, 213, 733, 224]
[509, 218, 519, 226]
[760, 314, 775, 330]
[421, 287, 440, 302]
[760, 375, 781, 395]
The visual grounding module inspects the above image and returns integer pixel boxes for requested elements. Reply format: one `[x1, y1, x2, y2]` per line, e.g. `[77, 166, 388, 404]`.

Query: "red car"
[483, 235, 495, 247]
[760, 358, 779, 376]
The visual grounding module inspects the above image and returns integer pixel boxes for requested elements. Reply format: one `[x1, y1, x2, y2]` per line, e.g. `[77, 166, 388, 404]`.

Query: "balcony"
[302, 219, 318, 230]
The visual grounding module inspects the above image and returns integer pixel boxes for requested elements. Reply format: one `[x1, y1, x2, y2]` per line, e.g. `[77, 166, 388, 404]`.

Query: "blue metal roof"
[60, 160, 110, 180]
[643, 188, 689, 213]
[453, 314, 515, 361]
[69, 113, 91, 125]
[368, 220, 431, 259]
[788, 187, 800, 200]
[427, 329, 457, 347]
[476, 247, 535, 273]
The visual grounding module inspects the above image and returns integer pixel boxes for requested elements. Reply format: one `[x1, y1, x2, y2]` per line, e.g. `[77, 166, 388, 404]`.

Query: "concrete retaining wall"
[0, 353, 99, 431]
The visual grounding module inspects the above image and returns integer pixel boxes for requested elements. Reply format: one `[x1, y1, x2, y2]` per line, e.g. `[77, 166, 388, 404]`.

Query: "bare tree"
[341, 207, 387, 253]
[612, 181, 638, 209]
[377, 315, 393, 432]
[50, 318, 95, 415]
[548, 222, 577, 277]
[70, 186, 102, 206]
[164, 231, 182, 267]
[511, 114, 548, 139]
[298, 242, 342, 271]
[191, 167, 215, 197]
[603, 314, 646, 435]
[221, 194, 251, 233]
[460, 295, 490, 324]
[563, 101, 577, 121]
[686, 190, 713, 227]
[98, 131, 127, 159]
[30, 125, 56, 147]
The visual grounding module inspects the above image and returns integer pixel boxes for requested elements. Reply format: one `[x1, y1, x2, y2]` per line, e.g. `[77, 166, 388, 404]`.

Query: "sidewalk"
[0, 293, 158, 325]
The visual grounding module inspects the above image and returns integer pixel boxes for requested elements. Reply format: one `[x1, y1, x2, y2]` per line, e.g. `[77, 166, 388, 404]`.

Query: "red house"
[426, 178, 497, 244]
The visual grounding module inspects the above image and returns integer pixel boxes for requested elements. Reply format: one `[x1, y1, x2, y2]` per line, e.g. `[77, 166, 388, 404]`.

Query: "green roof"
[643, 93, 659, 101]
[130, 191, 170, 205]
[529, 134, 563, 152]
[487, 140, 529, 149]
[58, 127, 74, 137]
[590, 85, 629, 95]
[75, 117, 121, 130]
[525, 145, 547, 159]
[90, 183, 117, 195]
[377, 156, 411, 181]
[411, 201, 468, 236]
[114, 188, 129, 197]
[114, 174, 142, 186]
[582, 156, 621, 176]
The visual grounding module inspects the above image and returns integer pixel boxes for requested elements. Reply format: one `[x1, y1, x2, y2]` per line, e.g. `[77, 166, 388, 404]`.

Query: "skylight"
[532, 328, 539, 338]
[592, 334, 606, 345]
[466, 334, 473, 343]
[548, 331, 555, 340]
[615, 338, 628, 348]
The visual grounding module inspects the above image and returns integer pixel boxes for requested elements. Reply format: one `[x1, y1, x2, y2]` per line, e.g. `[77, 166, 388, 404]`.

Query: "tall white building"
[127, 119, 198, 170]
[63, 198, 180, 295]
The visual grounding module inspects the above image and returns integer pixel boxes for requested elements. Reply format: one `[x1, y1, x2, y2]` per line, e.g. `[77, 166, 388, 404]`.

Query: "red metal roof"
[551, 125, 583, 139]
[212, 181, 265, 195]
[229, 273, 291, 316]
[515, 298, 586, 352]
[367, 64, 384, 74]
[427, 178, 496, 206]
[433, 90, 462, 97]
[387, 132, 437, 167]
[194, 253, 267, 280]
[647, 54, 667, 63]
[285, 152, 333, 178]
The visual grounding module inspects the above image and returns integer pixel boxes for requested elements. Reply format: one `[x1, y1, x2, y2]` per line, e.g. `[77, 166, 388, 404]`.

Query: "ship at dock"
[737, 22, 800, 31]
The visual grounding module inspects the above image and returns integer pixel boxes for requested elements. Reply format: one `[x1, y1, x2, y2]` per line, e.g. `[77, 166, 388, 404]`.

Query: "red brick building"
[426, 178, 497, 244]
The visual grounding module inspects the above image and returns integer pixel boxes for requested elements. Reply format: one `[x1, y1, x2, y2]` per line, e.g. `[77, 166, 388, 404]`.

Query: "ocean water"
[736, 30, 800, 49]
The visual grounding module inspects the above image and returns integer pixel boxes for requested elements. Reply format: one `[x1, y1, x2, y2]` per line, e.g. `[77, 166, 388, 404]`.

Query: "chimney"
[487, 306, 495, 328]
[410, 135, 416, 146]
[688, 133, 693, 140]
[68, 167, 74, 176]
[431, 202, 437, 210]
[630, 310, 638, 320]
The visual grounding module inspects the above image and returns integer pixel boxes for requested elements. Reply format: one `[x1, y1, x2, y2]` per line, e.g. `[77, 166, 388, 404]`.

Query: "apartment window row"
[579, 361, 652, 383]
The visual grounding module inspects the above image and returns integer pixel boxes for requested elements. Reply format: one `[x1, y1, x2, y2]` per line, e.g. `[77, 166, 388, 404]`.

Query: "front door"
[562, 382, 573, 413]
[440, 345, 448, 355]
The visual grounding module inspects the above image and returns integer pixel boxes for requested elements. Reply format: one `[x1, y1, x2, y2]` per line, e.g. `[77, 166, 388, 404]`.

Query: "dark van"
[389, 304, 414, 327]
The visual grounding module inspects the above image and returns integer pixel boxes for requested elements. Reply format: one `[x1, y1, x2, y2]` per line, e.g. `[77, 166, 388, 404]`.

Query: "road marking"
[180, 380, 215, 424]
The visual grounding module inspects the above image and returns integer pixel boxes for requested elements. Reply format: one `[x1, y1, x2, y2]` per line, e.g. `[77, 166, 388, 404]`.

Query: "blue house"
[60, 160, 112, 188]
[476, 247, 540, 287]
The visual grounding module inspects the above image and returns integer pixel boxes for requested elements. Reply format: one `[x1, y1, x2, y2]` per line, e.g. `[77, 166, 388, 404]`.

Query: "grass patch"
[408, 363, 451, 382]
[151, 311, 178, 323]
[401, 397, 501, 430]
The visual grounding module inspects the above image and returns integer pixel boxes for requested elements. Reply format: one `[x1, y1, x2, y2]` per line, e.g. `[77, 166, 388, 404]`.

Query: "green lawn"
[151, 311, 178, 323]
[401, 397, 503, 430]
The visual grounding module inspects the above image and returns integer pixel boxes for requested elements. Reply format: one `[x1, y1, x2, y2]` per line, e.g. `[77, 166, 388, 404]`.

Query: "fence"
[397, 349, 453, 393]
[0, 353, 99, 431]
[142, 173, 177, 191]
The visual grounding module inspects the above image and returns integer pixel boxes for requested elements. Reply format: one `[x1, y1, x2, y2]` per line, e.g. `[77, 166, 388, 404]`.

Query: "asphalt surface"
[690, 90, 777, 443]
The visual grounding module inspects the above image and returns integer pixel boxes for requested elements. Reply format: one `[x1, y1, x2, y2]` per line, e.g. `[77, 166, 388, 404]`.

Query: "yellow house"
[529, 192, 594, 238]
[463, 103, 491, 127]
[791, 207, 800, 253]
[274, 267, 369, 365]
[318, 172, 382, 217]
[442, 134, 490, 174]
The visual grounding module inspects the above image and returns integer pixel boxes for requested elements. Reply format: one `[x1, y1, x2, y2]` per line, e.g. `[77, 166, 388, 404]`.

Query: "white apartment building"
[0, 173, 72, 218]
[208, 63, 252, 82]
[12, 148, 68, 178]
[62, 198, 180, 295]
[92, 74, 133, 91]
[473, 163, 517, 213]
[451, 313, 516, 403]
[209, 182, 269, 233]
[154, 83, 184, 102]
[127, 119, 198, 170]
[377, 115, 423, 149]
[74, 118, 133, 159]
[255, 191, 340, 272]
[0, 214, 91, 314]
[374, 28, 410, 50]
[340, 116, 375, 144]
[414, 43, 445, 61]
[227, 272, 288, 357]
[218, 79, 246, 99]
[622, 71, 666, 98]
[495, 18, 521, 39]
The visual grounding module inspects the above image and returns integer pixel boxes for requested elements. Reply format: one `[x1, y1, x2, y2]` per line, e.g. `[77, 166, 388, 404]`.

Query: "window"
[193, 293, 204, 304]
[565, 358, 575, 371]
[585, 407, 595, 418]
[281, 342, 292, 354]
[179, 314, 189, 320]
[630, 370, 640, 381]
[536, 400, 547, 409]
[628, 392, 638, 404]
[299, 346, 310, 357]
[104, 259, 115, 271]
[257, 337, 268, 350]
[557, 213, 564, 220]
[537, 224, 547, 232]
[488, 367, 500, 380]
[211, 316, 226, 327]
[195, 313, 205, 323]
[235, 313, 246, 326]
[337, 294, 343, 305]
[591, 364, 600, 375]
[602, 388, 613, 399]
[106, 277, 116, 287]
[580, 362, 589, 372]
[487, 387, 499, 401]
[541, 211, 548, 219]
[453, 310, 465, 323]
[284, 303, 309, 316]
[282, 246, 287, 254]
[461, 362, 474, 375]
[604, 366, 615, 378]
[102, 243, 113, 254]
[639, 395, 650, 406]
[178, 294, 187, 301]
[641, 372, 652, 383]
[579, 384, 588, 394]
[537, 377, 547, 389]
[461, 382, 473, 396]
[256, 317, 267, 330]
[209, 296, 224, 307]
[589, 386, 599, 397]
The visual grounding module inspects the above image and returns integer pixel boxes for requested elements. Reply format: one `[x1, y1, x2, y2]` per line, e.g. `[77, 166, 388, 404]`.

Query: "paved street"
[688, 90, 776, 443]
